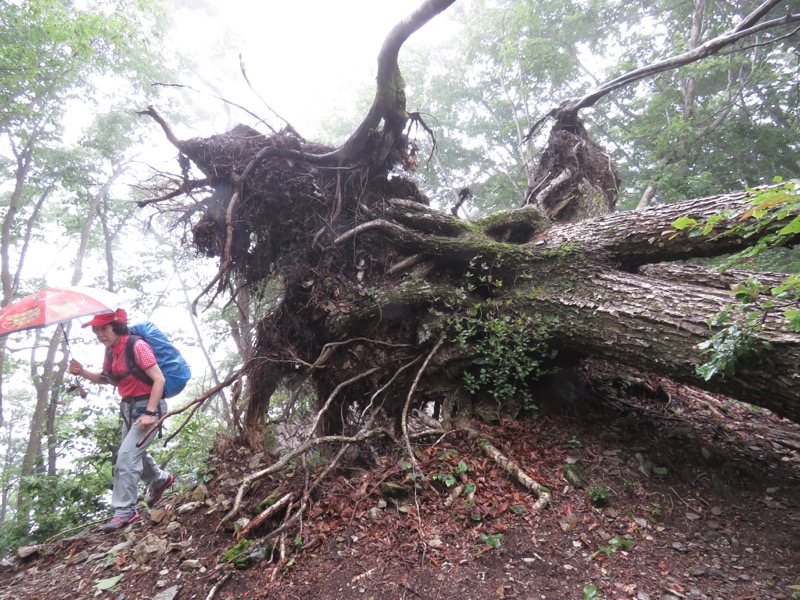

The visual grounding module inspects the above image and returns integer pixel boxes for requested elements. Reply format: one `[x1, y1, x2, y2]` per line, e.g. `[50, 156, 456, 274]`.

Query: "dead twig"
[401, 337, 445, 471]
[219, 427, 392, 527]
[237, 492, 295, 539]
[304, 366, 382, 439]
[464, 424, 552, 509]
[204, 572, 233, 600]
[137, 177, 210, 207]
[137, 371, 241, 448]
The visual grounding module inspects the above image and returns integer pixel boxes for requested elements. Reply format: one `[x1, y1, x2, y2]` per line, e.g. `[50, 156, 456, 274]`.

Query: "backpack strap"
[106, 335, 154, 389]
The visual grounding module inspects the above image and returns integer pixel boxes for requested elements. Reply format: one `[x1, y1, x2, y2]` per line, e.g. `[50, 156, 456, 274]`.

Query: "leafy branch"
[672, 179, 800, 379]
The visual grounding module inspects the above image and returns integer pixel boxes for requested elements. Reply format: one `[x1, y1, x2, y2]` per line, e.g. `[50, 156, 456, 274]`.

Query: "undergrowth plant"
[588, 536, 636, 560]
[583, 584, 606, 600]
[452, 306, 557, 409]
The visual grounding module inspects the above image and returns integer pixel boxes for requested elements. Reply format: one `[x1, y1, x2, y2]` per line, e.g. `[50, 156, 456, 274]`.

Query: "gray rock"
[152, 586, 180, 600]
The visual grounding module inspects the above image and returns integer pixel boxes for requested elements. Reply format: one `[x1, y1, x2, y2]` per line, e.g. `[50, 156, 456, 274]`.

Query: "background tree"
[0, 0, 186, 539]
[401, 0, 799, 214]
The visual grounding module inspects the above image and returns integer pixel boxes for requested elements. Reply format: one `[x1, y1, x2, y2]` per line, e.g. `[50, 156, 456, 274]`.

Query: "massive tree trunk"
[139, 0, 800, 446]
[320, 189, 800, 421]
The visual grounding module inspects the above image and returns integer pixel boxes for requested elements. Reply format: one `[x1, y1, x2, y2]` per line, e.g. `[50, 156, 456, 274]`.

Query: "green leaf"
[583, 584, 600, 600]
[784, 309, 800, 332]
[777, 216, 800, 236]
[95, 575, 123, 591]
[672, 216, 698, 230]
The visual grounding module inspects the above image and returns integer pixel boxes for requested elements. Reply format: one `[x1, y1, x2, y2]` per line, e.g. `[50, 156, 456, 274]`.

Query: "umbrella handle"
[59, 323, 72, 352]
[60, 323, 89, 398]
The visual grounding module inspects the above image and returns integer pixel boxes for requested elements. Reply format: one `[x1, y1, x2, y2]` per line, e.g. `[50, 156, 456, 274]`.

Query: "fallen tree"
[139, 0, 800, 452]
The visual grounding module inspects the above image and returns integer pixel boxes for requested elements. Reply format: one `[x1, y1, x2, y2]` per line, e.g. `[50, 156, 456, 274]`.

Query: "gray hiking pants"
[111, 397, 169, 518]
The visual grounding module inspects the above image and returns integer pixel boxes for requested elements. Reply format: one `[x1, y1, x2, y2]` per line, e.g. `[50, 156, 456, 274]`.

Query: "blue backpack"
[107, 321, 191, 398]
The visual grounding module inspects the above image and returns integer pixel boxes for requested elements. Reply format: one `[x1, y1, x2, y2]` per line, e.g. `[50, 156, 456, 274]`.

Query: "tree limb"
[524, 4, 800, 133]
[307, 0, 457, 164]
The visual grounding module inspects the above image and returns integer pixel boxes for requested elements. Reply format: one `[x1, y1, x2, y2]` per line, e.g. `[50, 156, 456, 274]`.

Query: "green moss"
[220, 539, 256, 569]
[540, 243, 580, 259]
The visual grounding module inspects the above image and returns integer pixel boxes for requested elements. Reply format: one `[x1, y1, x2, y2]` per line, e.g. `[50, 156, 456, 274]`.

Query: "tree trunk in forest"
[17, 330, 63, 530]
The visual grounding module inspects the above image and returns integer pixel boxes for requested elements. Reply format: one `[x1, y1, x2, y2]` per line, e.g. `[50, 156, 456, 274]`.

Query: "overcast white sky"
[166, 0, 456, 136]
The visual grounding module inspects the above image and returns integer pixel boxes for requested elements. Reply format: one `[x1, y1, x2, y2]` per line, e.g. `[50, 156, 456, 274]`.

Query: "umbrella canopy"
[0, 286, 124, 337]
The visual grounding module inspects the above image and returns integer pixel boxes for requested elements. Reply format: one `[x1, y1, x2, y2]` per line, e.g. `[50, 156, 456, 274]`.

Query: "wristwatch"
[143, 409, 157, 416]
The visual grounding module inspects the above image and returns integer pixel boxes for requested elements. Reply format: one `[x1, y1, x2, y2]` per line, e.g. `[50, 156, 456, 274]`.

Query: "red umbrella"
[0, 286, 124, 337]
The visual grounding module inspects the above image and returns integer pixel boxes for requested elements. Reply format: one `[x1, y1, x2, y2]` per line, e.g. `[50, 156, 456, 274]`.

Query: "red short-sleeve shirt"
[103, 334, 157, 398]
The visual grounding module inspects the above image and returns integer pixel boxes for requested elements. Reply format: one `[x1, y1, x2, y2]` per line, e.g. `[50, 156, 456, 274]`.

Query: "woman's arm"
[134, 362, 166, 428]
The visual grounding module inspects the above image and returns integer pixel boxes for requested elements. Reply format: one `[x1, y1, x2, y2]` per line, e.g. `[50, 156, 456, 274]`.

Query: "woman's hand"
[68, 359, 83, 376]
[135, 413, 157, 429]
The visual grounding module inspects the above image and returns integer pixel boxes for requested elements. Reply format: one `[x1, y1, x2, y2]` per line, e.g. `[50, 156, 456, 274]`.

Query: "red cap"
[82, 308, 127, 328]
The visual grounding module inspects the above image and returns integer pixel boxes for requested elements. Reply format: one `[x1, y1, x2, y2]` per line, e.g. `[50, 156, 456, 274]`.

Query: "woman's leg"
[110, 401, 159, 517]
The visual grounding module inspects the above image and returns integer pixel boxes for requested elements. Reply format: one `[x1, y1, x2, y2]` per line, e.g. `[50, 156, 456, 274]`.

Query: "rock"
[177, 501, 203, 514]
[367, 507, 382, 521]
[380, 482, 409, 499]
[563, 464, 588, 489]
[132, 533, 169, 564]
[180, 559, 205, 571]
[190, 483, 209, 502]
[67, 550, 89, 564]
[150, 508, 169, 524]
[152, 585, 180, 600]
[165, 521, 181, 535]
[248, 545, 269, 562]
[0, 558, 16, 572]
[108, 541, 131, 555]
[560, 514, 578, 532]
[17, 545, 40, 559]
[475, 406, 500, 425]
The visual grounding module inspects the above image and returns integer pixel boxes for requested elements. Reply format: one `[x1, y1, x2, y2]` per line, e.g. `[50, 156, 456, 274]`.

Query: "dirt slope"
[2, 362, 799, 600]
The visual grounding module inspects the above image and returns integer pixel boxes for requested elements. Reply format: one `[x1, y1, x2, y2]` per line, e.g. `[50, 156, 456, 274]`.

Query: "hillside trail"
[2, 360, 799, 600]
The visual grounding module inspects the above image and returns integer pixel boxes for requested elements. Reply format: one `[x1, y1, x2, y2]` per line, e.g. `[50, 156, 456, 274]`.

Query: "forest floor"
[1, 360, 799, 600]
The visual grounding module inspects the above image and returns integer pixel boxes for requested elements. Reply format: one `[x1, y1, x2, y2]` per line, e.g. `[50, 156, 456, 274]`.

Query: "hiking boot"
[146, 473, 174, 508]
[100, 511, 139, 533]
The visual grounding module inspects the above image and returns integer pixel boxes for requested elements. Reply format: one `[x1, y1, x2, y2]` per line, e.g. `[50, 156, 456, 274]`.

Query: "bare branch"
[137, 178, 210, 207]
[137, 371, 241, 447]
[136, 105, 181, 147]
[309, 0, 457, 164]
[401, 337, 445, 471]
[219, 426, 393, 526]
[151, 82, 271, 129]
[304, 367, 383, 439]
[734, 0, 785, 32]
[523, 6, 800, 135]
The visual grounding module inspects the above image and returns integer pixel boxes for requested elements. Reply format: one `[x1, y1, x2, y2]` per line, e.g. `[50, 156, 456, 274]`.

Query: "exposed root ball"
[526, 116, 620, 221]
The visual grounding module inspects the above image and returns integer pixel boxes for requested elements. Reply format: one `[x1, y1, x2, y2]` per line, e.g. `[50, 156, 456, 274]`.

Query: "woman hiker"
[69, 308, 174, 532]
